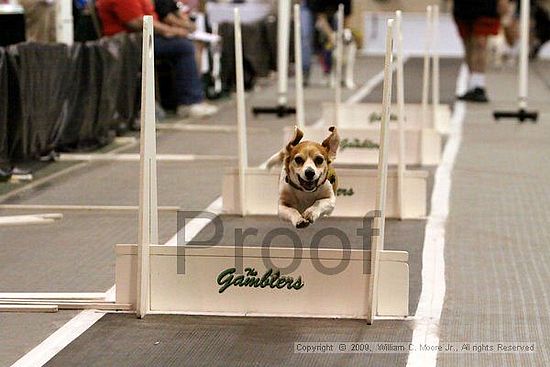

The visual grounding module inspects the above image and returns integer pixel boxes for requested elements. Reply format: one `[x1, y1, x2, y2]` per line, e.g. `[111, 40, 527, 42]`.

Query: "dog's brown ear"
[286, 126, 304, 152]
[322, 126, 340, 160]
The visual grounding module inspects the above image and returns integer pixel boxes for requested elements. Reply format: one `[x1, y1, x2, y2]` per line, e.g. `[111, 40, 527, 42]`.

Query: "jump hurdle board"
[283, 126, 441, 166]
[321, 102, 451, 135]
[115, 244, 409, 318]
[222, 167, 428, 219]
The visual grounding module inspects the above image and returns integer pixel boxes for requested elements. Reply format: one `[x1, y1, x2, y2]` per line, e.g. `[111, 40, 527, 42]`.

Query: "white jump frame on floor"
[270, 8, 428, 219]
[116, 13, 409, 324]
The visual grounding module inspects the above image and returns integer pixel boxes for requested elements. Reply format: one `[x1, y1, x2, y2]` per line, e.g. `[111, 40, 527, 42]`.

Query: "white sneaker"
[177, 102, 219, 119]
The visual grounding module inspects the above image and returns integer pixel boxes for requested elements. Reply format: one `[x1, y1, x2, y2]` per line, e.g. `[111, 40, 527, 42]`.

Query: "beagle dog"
[266, 126, 340, 228]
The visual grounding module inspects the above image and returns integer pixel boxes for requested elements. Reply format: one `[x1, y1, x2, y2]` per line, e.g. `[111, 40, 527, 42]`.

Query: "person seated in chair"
[96, 0, 218, 118]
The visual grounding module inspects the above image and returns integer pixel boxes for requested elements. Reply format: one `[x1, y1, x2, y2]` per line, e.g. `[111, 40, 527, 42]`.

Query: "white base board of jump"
[321, 102, 451, 135]
[115, 244, 409, 318]
[284, 125, 441, 166]
[222, 167, 428, 219]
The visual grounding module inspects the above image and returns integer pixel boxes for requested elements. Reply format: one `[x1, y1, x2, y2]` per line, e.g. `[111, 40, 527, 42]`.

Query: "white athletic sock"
[469, 72, 486, 89]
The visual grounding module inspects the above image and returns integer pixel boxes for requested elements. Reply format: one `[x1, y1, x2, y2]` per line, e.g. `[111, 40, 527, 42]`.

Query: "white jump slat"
[395, 11, 406, 219]
[234, 8, 248, 216]
[421, 6, 433, 129]
[334, 4, 344, 127]
[367, 18, 394, 325]
[277, 0, 291, 106]
[432, 5, 440, 126]
[294, 4, 305, 130]
[0, 305, 58, 313]
[136, 15, 159, 319]
[519, 0, 529, 109]
[58, 153, 236, 162]
[0, 213, 63, 226]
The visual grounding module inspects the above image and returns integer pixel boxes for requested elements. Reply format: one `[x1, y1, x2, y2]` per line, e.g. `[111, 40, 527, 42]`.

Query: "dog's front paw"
[294, 217, 310, 229]
[302, 207, 321, 224]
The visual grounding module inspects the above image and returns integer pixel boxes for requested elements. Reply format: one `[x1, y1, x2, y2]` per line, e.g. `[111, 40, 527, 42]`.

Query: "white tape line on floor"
[10, 310, 105, 367]
[406, 63, 468, 367]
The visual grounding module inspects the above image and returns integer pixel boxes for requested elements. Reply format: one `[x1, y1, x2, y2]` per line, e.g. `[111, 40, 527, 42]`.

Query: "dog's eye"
[314, 156, 325, 165]
[294, 156, 304, 165]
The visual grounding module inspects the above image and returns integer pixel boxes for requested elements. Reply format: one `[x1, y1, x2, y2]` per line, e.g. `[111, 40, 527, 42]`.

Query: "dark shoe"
[457, 87, 489, 103]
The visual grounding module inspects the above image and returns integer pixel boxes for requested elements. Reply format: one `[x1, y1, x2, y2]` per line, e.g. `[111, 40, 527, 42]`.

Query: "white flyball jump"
[255, 7, 428, 219]
[301, 6, 450, 167]
[115, 13, 409, 323]
[493, 0, 538, 122]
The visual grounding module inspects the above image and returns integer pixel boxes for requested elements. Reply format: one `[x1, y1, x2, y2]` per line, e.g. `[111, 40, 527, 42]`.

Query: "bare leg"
[461, 36, 474, 72]
[470, 35, 488, 73]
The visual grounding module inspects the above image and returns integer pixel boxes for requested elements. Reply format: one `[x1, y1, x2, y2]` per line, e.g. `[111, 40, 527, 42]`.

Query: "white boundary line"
[406, 63, 468, 367]
[58, 153, 236, 162]
[9, 61, 397, 367]
[10, 310, 105, 367]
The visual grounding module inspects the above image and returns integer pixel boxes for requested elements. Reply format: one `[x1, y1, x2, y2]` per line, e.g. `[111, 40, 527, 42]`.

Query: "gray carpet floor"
[2, 56, 469, 367]
[437, 61, 550, 367]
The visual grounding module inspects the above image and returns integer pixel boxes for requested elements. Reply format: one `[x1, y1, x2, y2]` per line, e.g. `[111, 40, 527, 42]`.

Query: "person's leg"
[300, 2, 314, 84]
[154, 36, 217, 118]
[469, 35, 488, 74]
[458, 17, 499, 102]
[455, 18, 474, 71]
[154, 36, 204, 106]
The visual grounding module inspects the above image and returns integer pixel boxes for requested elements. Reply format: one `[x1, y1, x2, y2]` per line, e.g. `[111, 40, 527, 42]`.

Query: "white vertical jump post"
[136, 16, 159, 319]
[493, 0, 538, 122]
[277, 0, 291, 108]
[235, 8, 248, 216]
[251, 0, 296, 117]
[334, 4, 344, 127]
[294, 4, 305, 130]
[431, 5, 440, 129]
[55, 0, 74, 45]
[421, 6, 432, 128]
[211, 22, 223, 95]
[395, 11, 406, 220]
[367, 18, 394, 325]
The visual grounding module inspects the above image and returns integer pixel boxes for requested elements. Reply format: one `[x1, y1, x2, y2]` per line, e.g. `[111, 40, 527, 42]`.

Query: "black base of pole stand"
[493, 108, 538, 123]
[252, 104, 296, 118]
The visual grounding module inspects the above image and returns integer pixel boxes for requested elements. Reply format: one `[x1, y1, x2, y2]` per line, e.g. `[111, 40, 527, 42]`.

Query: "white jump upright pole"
[55, 0, 74, 45]
[278, 0, 291, 107]
[367, 18, 394, 325]
[252, 0, 295, 117]
[334, 4, 344, 127]
[493, 0, 538, 122]
[421, 6, 433, 128]
[518, 0, 529, 111]
[294, 4, 305, 130]
[395, 11, 406, 220]
[234, 8, 248, 216]
[136, 16, 159, 319]
[431, 5, 440, 130]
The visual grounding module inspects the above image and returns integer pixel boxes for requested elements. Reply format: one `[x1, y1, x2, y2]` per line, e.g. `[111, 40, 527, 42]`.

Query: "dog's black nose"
[305, 168, 315, 180]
